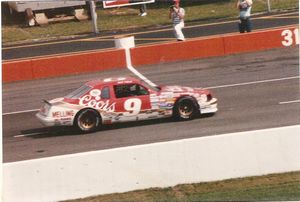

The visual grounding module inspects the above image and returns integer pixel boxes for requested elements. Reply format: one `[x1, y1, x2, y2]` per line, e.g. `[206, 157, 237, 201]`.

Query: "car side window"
[101, 86, 110, 99]
[134, 84, 149, 96]
[114, 84, 149, 98]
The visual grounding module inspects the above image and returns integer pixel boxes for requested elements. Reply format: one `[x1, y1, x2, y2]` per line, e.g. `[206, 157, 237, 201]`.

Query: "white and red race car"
[36, 77, 218, 133]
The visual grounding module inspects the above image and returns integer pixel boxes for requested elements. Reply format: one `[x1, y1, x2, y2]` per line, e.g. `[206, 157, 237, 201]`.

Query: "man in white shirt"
[169, 0, 185, 41]
[237, 0, 253, 33]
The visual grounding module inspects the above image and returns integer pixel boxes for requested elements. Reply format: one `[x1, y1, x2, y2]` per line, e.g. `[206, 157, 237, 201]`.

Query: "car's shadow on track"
[20, 126, 82, 138]
[21, 118, 175, 138]
[21, 114, 214, 139]
[20, 118, 173, 138]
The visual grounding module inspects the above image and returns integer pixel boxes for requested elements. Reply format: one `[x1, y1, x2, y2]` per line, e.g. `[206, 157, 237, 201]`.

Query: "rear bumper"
[36, 112, 57, 127]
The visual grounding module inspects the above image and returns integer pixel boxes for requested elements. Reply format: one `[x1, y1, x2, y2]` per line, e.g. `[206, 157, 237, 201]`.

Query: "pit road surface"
[3, 47, 299, 162]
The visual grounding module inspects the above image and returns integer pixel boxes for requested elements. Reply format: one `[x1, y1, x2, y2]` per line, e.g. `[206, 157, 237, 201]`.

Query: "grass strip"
[65, 171, 300, 202]
[1, 0, 298, 44]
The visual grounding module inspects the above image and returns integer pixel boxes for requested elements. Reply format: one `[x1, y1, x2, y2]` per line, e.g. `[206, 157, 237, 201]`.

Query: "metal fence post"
[89, 0, 99, 34]
[267, 0, 271, 13]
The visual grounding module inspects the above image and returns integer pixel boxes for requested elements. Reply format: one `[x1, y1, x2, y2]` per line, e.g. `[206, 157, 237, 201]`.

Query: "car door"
[112, 83, 151, 122]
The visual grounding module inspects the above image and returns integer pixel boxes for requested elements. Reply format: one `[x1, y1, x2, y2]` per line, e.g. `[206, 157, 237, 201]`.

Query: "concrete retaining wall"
[2, 49, 126, 82]
[3, 125, 300, 202]
[2, 26, 298, 83]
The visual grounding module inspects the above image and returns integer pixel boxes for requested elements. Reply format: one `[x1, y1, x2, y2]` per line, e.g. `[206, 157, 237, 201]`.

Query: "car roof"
[85, 77, 142, 87]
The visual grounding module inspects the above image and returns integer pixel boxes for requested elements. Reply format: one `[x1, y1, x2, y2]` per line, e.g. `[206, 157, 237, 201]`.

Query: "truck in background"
[6, 1, 88, 26]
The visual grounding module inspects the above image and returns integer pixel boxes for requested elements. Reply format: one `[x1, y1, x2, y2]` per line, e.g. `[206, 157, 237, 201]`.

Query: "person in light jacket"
[169, 0, 185, 41]
[237, 0, 253, 33]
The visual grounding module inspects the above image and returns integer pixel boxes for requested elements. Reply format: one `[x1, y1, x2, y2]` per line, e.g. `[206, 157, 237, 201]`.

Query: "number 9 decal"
[124, 98, 142, 116]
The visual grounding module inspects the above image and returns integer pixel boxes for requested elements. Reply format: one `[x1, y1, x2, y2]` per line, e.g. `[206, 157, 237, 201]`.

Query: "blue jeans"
[239, 18, 252, 33]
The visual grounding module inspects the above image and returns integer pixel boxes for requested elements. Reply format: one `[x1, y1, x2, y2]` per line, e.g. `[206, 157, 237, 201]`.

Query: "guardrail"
[2, 26, 298, 83]
[3, 125, 300, 202]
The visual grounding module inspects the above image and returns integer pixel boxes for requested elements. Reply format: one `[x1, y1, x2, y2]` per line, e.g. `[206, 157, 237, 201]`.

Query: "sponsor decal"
[160, 93, 174, 99]
[103, 77, 126, 82]
[90, 89, 101, 98]
[165, 86, 194, 92]
[52, 110, 74, 118]
[79, 93, 116, 112]
[60, 117, 72, 121]
[151, 105, 160, 110]
[61, 121, 72, 125]
[159, 102, 173, 109]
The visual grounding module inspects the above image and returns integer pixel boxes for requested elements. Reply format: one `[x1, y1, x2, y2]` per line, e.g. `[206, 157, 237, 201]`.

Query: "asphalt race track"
[2, 47, 299, 163]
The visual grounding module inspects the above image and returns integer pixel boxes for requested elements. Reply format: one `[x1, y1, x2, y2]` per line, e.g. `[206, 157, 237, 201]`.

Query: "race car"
[36, 77, 218, 133]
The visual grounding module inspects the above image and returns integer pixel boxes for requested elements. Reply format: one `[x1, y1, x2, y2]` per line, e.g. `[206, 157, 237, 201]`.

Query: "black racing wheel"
[173, 97, 198, 121]
[75, 109, 101, 133]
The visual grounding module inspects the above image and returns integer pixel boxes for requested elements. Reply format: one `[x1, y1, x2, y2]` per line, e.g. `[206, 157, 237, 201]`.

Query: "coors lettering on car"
[36, 77, 218, 133]
[79, 89, 116, 112]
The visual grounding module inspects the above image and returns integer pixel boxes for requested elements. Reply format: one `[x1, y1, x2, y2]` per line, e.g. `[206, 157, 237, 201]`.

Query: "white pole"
[89, 0, 99, 34]
[124, 48, 157, 87]
[267, 0, 271, 13]
[115, 36, 157, 88]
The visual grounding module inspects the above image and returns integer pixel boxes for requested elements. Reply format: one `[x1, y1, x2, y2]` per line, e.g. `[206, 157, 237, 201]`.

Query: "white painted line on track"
[4, 76, 299, 117]
[279, 100, 300, 105]
[205, 76, 299, 89]
[3, 109, 39, 116]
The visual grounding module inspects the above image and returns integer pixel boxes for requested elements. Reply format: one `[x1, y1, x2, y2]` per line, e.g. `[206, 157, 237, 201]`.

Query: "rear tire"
[173, 97, 198, 121]
[75, 109, 101, 133]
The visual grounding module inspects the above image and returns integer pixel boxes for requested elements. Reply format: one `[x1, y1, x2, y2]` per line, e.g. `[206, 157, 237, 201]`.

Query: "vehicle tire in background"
[75, 108, 101, 133]
[173, 97, 198, 121]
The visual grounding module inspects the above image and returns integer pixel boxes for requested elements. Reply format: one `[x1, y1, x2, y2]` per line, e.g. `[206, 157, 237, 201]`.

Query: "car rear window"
[101, 86, 110, 99]
[65, 85, 92, 99]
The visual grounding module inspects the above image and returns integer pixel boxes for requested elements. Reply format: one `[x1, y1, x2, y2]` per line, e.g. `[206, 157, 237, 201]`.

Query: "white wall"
[3, 125, 300, 202]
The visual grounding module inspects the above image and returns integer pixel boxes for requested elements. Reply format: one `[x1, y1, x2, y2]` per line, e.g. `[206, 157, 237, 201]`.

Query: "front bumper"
[199, 98, 218, 114]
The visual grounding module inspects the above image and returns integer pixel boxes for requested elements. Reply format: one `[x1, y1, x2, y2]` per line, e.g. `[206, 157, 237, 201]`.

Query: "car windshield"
[65, 84, 92, 99]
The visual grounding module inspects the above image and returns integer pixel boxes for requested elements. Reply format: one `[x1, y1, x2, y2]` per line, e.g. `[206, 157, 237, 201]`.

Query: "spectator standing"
[237, 0, 253, 33]
[169, 0, 185, 41]
[139, 4, 147, 17]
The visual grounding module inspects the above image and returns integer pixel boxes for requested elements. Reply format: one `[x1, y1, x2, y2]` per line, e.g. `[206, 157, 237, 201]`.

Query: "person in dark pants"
[237, 0, 253, 33]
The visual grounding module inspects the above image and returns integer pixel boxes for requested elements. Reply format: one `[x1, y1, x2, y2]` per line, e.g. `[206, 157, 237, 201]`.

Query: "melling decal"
[52, 110, 74, 118]
[79, 89, 115, 112]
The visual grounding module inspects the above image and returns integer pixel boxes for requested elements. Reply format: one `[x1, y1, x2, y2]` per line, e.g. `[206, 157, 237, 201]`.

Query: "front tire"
[173, 97, 198, 121]
[75, 109, 101, 133]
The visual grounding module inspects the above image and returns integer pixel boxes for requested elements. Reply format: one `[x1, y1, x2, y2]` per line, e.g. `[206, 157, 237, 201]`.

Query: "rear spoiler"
[42, 99, 52, 106]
